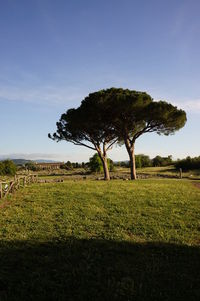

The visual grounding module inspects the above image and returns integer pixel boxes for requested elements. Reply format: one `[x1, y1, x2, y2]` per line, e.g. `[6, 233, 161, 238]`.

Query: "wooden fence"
[0, 174, 38, 199]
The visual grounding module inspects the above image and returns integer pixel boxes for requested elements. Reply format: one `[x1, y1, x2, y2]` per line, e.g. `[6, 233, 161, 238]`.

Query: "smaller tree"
[25, 162, 38, 171]
[60, 162, 72, 170]
[135, 154, 152, 168]
[152, 155, 163, 167]
[89, 154, 103, 173]
[152, 155, 173, 167]
[65, 161, 73, 169]
[0, 160, 17, 176]
[88, 153, 114, 173]
[0, 162, 4, 175]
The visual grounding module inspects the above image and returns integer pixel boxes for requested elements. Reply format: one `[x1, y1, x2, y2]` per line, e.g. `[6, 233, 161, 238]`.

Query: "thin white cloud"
[173, 100, 200, 113]
[1, 80, 200, 114]
[0, 85, 85, 106]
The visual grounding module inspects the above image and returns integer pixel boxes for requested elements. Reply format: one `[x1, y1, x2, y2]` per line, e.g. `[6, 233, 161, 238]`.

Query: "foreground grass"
[0, 180, 200, 300]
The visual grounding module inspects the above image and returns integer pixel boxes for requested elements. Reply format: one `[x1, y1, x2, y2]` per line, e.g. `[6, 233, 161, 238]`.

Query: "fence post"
[0, 173, 39, 199]
[17, 178, 20, 189]
[179, 168, 182, 179]
[10, 181, 14, 193]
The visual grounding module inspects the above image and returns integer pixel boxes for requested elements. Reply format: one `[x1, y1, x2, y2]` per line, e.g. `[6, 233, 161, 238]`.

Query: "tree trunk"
[102, 157, 110, 180]
[98, 152, 110, 180]
[129, 148, 137, 180]
[124, 140, 137, 180]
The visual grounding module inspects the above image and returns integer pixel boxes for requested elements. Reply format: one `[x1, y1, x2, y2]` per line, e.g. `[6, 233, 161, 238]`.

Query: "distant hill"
[9, 159, 32, 165]
[0, 158, 61, 165]
[34, 159, 61, 163]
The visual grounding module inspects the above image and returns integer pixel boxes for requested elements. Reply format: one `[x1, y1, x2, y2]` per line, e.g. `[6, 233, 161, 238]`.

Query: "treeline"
[116, 155, 173, 168]
[17, 161, 88, 171]
[61, 161, 87, 170]
[2, 155, 199, 176]
[175, 156, 200, 171]
[61, 155, 115, 172]
[59, 154, 174, 171]
[0, 160, 17, 176]
[61, 155, 200, 171]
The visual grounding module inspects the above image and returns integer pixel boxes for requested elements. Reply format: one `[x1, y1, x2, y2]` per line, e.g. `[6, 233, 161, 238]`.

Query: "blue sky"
[0, 0, 199, 162]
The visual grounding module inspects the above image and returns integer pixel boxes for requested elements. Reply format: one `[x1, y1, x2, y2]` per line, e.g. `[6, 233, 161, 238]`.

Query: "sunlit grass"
[1, 179, 200, 244]
[0, 179, 200, 300]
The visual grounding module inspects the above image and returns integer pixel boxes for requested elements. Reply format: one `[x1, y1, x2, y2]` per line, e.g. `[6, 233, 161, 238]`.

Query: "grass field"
[0, 179, 200, 300]
[32, 165, 200, 180]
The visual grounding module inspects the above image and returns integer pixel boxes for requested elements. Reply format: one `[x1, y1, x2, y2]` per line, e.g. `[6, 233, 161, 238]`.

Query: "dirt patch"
[193, 182, 200, 189]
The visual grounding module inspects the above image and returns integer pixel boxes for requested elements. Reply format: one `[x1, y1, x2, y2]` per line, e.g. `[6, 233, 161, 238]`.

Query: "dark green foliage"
[0, 160, 17, 176]
[0, 162, 4, 175]
[61, 161, 73, 170]
[48, 93, 116, 151]
[49, 87, 187, 180]
[49, 94, 117, 180]
[25, 162, 38, 171]
[89, 153, 103, 172]
[86, 88, 186, 179]
[66, 161, 73, 169]
[135, 154, 152, 168]
[98, 88, 187, 139]
[114, 161, 129, 168]
[175, 156, 200, 171]
[152, 155, 173, 167]
[71, 162, 78, 168]
[88, 153, 114, 173]
[109, 158, 115, 171]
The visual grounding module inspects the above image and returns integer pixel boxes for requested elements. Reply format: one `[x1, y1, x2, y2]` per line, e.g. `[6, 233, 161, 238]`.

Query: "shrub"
[89, 154, 114, 173]
[152, 155, 173, 167]
[175, 156, 200, 171]
[135, 154, 152, 168]
[25, 162, 38, 171]
[0, 160, 17, 176]
[61, 161, 73, 170]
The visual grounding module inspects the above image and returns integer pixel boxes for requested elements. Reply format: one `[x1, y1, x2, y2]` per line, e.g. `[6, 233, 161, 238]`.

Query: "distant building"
[35, 162, 64, 170]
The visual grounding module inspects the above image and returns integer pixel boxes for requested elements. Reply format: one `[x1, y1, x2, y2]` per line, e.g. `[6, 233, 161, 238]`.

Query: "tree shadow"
[0, 239, 199, 300]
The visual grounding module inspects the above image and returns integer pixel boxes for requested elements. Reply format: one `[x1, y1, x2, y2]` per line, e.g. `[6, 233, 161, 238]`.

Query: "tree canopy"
[49, 87, 187, 180]
[100, 88, 186, 179]
[48, 91, 117, 180]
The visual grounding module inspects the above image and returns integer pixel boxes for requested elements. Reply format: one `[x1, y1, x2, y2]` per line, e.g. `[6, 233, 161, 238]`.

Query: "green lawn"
[0, 180, 200, 300]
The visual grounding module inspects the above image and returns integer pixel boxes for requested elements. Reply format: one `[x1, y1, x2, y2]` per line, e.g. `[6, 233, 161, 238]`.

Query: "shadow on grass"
[0, 239, 199, 300]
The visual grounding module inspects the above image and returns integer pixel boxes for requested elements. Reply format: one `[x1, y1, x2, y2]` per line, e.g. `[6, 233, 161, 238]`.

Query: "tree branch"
[69, 140, 96, 151]
[106, 138, 118, 151]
